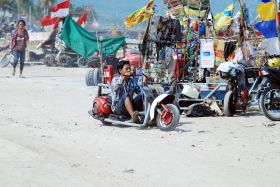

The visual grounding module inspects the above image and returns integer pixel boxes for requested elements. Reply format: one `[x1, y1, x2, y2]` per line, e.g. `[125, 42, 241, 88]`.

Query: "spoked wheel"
[77, 57, 88, 67]
[0, 53, 13, 68]
[43, 54, 55, 67]
[259, 87, 280, 121]
[156, 104, 179, 131]
[223, 91, 236, 116]
[59, 55, 73, 67]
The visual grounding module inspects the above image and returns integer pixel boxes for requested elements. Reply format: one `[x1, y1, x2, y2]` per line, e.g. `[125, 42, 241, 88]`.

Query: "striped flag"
[50, 0, 70, 18]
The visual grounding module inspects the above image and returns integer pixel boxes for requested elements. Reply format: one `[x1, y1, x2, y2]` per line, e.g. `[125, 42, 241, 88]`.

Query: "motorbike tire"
[59, 55, 73, 67]
[223, 91, 236, 117]
[259, 87, 280, 121]
[43, 54, 55, 67]
[85, 69, 95, 86]
[156, 104, 179, 131]
[77, 57, 88, 68]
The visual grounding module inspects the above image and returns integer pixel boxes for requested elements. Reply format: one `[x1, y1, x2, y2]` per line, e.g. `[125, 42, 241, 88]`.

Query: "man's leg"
[124, 96, 135, 117]
[124, 96, 139, 123]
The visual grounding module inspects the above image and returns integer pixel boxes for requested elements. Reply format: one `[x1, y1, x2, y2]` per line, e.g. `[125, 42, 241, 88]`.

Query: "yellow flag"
[184, 6, 206, 17]
[125, 0, 154, 28]
[257, 2, 275, 21]
[214, 12, 222, 20]
[215, 3, 234, 30]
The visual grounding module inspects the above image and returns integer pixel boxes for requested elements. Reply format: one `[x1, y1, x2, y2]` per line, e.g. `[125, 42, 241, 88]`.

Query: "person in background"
[10, 20, 29, 77]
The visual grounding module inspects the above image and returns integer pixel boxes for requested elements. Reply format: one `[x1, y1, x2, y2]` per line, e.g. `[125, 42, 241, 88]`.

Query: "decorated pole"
[193, 0, 202, 83]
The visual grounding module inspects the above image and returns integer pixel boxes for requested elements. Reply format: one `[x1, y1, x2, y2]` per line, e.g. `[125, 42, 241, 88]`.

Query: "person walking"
[10, 20, 29, 77]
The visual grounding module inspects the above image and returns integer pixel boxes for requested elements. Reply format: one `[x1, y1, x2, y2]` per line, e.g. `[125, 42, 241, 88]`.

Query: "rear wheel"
[156, 104, 179, 131]
[260, 87, 280, 121]
[43, 54, 55, 66]
[77, 57, 88, 67]
[59, 55, 73, 67]
[223, 91, 236, 116]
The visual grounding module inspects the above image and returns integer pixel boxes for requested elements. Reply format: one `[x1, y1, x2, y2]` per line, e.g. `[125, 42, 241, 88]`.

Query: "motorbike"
[217, 61, 260, 116]
[88, 79, 180, 131]
[258, 67, 280, 121]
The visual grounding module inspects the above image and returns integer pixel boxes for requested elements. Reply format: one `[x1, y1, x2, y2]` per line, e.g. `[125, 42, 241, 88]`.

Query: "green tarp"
[60, 16, 126, 58]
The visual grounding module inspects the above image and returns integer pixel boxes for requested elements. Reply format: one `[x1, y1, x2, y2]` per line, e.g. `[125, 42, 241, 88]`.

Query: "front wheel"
[223, 91, 236, 116]
[259, 87, 280, 121]
[156, 104, 179, 131]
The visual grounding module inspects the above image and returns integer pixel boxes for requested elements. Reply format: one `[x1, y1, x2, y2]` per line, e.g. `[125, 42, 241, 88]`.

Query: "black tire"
[223, 91, 236, 117]
[77, 57, 88, 68]
[259, 87, 280, 121]
[43, 54, 55, 66]
[59, 55, 73, 67]
[93, 68, 102, 86]
[85, 69, 95, 86]
[156, 104, 179, 131]
[0, 53, 13, 68]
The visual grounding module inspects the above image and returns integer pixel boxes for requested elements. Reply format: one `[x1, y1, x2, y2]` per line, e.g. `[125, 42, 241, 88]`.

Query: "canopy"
[60, 16, 126, 58]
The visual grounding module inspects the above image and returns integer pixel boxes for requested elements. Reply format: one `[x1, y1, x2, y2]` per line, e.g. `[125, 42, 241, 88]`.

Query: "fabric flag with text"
[125, 0, 154, 28]
[50, 0, 70, 18]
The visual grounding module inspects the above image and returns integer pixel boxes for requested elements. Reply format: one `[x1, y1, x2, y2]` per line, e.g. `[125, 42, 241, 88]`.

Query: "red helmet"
[92, 96, 112, 115]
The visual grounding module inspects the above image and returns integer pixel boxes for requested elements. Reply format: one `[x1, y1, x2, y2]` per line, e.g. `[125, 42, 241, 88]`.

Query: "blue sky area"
[54, 0, 262, 29]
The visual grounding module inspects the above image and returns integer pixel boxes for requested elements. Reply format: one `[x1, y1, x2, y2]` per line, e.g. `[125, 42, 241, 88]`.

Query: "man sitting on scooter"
[110, 60, 143, 123]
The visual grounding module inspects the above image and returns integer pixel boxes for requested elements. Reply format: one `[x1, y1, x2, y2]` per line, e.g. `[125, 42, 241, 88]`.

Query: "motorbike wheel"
[77, 57, 88, 68]
[223, 91, 236, 117]
[43, 54, 55, 67]
[259, 87, 280, 121]
[156, 104, 179, 131]
[59, 55, 73, 67]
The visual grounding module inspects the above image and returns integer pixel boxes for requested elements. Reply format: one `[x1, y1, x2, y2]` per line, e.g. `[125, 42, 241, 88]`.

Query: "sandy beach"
[0, 64, 279, 187]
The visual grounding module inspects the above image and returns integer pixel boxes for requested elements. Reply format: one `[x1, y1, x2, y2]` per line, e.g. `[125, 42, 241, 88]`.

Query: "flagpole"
[194, 0, 202, 83]
[275, 0, 280, 41]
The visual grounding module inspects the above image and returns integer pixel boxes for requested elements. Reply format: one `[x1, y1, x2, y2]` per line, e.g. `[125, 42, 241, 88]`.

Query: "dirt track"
[0, 65, 279, 187]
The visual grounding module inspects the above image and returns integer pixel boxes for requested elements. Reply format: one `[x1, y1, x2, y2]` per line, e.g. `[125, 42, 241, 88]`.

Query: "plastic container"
[103, 65, 114, 84]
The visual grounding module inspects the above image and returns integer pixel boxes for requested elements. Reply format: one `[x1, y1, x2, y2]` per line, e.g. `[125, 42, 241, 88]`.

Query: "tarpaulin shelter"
[60, 16, 126, 58]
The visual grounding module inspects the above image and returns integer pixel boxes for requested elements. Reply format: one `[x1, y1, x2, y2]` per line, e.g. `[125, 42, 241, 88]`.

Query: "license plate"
[248, 78, 255, 84]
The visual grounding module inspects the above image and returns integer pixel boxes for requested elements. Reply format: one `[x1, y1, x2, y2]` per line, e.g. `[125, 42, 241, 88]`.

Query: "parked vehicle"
[258, 67, 280, 121]
[88, 74, 179, 131]
[217, 62, 260, 116]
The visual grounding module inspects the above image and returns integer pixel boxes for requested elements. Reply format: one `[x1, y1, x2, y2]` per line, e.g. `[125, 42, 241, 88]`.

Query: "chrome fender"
[150, 94, 175, 120]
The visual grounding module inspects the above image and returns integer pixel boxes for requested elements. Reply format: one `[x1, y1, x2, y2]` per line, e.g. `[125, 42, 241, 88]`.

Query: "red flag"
[77, 11, 88, 25]
[40, 15, 59, 27]
[50, 0, 70, 18]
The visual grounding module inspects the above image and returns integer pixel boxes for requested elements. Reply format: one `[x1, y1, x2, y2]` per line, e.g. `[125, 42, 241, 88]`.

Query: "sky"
[53, 0, 260, 29]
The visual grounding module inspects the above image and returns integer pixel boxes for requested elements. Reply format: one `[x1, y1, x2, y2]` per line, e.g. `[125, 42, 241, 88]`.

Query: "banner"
[214, 39, 225, 66]
[125, 0, 154, 28]
[200, 39, 215, 68]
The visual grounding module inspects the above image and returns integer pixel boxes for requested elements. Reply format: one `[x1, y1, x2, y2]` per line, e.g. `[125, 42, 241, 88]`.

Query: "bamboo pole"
[193, 0, 202, 83]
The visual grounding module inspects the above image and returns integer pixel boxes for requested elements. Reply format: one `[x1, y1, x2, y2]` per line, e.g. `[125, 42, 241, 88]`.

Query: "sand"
[0, 65, 279, 187]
